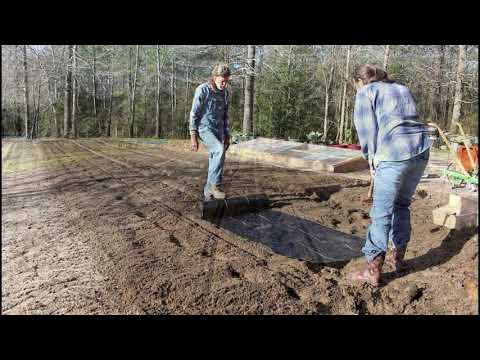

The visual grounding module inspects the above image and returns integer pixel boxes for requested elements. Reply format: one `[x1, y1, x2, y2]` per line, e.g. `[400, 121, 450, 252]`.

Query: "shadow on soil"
[381, 226, 478, 285]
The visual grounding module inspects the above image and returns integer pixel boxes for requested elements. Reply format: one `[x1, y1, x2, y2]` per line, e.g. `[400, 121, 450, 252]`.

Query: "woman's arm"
[353, 89, 378, 169]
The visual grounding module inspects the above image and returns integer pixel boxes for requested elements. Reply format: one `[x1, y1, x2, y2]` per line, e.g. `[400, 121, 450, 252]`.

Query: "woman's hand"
[190, 132, 199, 152]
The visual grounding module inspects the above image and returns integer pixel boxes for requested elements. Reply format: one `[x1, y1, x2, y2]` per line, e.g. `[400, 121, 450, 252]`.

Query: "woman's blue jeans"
[362, 150, 430, 262]
[198, 128, 225, 197]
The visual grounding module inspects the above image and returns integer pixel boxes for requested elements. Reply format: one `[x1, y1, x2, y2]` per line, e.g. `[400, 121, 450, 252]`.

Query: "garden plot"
[1, 138, 477, 315]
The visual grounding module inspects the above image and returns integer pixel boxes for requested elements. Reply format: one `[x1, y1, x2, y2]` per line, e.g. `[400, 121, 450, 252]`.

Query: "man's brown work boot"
[348, 254, 385, 287]
[208, 184, 226, 200]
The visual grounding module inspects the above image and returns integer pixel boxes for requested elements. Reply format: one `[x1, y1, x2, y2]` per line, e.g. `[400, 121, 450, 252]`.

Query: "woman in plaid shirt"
[348, 64, 433, 287]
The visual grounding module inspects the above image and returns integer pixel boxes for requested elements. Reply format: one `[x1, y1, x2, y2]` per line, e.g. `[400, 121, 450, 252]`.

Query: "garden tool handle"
[367, 169, 374, 200]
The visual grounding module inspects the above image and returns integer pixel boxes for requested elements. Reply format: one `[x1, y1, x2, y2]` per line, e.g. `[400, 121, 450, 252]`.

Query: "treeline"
[1, 45, 478, 142]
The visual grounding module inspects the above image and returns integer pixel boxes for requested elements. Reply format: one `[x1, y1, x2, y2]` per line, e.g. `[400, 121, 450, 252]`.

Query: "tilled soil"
[1, 138, 478, 315]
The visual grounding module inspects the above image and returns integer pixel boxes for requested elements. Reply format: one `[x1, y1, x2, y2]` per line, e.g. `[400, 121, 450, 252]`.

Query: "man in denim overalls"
[189, 64, 231, 200]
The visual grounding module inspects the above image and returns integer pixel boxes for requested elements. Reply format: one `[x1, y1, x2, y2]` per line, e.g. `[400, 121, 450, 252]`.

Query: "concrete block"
[448, 193, 478, 214]
[432, 205, 478, 230]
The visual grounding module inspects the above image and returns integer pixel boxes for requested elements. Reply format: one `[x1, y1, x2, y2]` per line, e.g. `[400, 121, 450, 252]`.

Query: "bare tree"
[64, 45, 73, 137]
[428, 45, 446, 127]
[243, 45, 256, 135]
[337, 45, 351, 144]
[450, 45, 466, 133]
[2, 45, 477, 143]
[72, 45, 77, 137]
[155, 45, 162, 138]
[106, 47, 114, 137]
[184, 63, 190, 138]
[321, 46, 337, 143]
[143, 72, 148, 137]
[92, 45, 98, 132]
[50, 46, 61, 137]
[22, 45, 31, 139]
[128, 45, 140, 137]
[170, 55, 176, 137]
[383, 45, 390, 71]
[31, 80, 42, 139]
[437, 45, 447, 127]
[13, 50, 22, 136]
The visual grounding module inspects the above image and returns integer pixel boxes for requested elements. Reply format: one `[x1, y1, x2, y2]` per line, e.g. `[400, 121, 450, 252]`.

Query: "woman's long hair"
[353, 64, 395, 85]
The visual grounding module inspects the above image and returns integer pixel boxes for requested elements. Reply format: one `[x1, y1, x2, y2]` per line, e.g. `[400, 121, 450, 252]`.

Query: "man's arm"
[189, 85, 205, 152]
[189, 85, 205, 135]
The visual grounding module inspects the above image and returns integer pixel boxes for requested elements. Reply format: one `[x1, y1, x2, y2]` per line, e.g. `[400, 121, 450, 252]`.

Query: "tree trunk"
[170, 56, 176, 137]
[107, 55, 114, 137]
[155, 45, 162, 138]
[437, 45, 447, 128]
[128, 46, 133, 136]
[429, 45, 445, 126]
[184, 64, 190, 138]
[36, 48, 56, 138]
[72, 45, 77, 138]
[337, 45, 351, 144]
[13, 58, 22, 136]
[345, 98, 352, 143]
[335, 84, 342, 124]
[323, 84, 330, 142]
[322, 65, 335, 143]
[49, 46, 61, 137]
[64, 45, 73, 137]
[103, 82, 107, 110]
[22, 45, 31, 139]
[383, 45, 390, 71]
[243, 45, 256, 135]
[143, 79, 148, 137]
[450, 45, 466, 133]
[92, 45, 98, 133]
[32, 81, 41, 139]
[129, 45, 140, 138]
[10, 47, 19, 136]
[285, 46, 293, 139]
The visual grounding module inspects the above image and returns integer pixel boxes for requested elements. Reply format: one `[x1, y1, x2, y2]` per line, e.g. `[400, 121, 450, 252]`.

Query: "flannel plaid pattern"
[353, 81, 432, 169]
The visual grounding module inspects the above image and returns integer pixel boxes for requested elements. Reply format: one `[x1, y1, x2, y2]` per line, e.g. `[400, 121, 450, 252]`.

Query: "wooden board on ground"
[229, 138, 369, 173]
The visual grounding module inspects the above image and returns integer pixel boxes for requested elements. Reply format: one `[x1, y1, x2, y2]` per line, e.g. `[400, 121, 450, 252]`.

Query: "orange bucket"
[457, 144, 478, 172]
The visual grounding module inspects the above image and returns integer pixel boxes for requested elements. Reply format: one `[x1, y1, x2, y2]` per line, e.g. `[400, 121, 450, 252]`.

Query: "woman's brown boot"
[348, 254, 385, 287]
[390, 245, 407, 272]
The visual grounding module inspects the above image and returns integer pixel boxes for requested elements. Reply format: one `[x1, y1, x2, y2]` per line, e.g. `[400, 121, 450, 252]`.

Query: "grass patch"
[2, 154, 93, 173]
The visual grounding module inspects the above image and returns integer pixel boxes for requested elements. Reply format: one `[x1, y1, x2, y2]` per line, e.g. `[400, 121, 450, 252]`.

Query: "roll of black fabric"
[201, 194, 270, 220]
